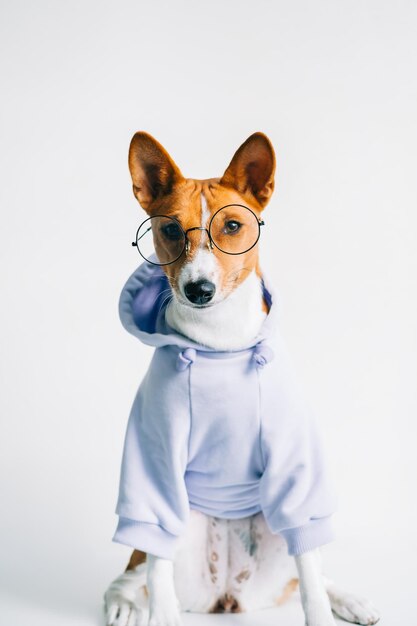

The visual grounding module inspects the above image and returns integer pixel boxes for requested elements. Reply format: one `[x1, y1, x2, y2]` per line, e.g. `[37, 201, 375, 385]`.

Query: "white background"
[1, 1, 416, 625]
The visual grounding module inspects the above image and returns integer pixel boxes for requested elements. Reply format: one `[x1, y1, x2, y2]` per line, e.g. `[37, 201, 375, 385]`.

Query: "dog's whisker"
[145, 287, 173, 310]
[158, 292, 174, 314]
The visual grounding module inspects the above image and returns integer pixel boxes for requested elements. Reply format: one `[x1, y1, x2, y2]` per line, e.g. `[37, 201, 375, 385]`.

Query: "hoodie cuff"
[280, 516, 335, 556]
[112, 517, 179, 560]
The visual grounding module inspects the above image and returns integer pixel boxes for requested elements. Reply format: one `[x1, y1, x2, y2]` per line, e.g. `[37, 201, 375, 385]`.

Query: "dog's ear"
[220, 132, 276, 208]
[128, 132, 184, 211]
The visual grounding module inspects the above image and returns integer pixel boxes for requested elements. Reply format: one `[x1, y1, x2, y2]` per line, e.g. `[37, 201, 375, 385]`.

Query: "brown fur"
[125, 549, 147, 571]
[275, 577, 299, 605]
[235, 568, 251, 583]
[210, 593, 242, 613]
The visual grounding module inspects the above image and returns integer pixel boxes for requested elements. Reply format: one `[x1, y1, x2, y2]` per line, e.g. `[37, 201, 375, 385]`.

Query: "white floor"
[0, 533, 415, 626]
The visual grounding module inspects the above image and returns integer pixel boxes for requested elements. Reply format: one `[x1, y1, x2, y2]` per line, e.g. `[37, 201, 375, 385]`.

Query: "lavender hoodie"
[112, 257, 337, 559]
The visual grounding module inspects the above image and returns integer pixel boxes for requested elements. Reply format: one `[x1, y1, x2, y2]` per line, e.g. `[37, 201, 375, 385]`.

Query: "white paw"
[330, 592, 380, 625]
[104, 592, 145, 626]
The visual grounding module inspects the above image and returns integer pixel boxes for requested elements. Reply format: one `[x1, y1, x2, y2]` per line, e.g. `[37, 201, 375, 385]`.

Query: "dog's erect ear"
[220, 132, 276, 208]
[128, 132, 184, 210]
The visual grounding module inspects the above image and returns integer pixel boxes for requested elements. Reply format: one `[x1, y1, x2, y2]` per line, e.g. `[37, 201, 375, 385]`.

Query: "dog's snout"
[184, 280, 216, 305]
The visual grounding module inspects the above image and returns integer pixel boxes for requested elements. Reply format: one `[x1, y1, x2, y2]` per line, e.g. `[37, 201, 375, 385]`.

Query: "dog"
[104, 132, 380, 626]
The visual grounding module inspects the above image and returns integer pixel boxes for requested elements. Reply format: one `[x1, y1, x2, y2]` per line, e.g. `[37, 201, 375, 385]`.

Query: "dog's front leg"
[147, 554, 182, 626]
[295, 549, 336, 626]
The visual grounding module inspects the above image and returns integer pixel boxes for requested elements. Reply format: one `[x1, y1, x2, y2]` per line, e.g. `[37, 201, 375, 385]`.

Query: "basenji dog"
[104, 132, 380, 626]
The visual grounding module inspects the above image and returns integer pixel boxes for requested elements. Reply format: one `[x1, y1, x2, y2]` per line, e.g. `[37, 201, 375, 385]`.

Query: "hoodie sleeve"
[113, 346, 191, 560]
[259, 332, 338, 556]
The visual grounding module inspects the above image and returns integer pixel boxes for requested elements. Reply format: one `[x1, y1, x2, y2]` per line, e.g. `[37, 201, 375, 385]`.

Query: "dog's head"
[128, 132, 276, 308]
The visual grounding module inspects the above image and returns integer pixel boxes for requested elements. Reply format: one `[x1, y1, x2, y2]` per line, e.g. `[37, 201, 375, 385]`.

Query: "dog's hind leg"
[104, 550, 148, 626]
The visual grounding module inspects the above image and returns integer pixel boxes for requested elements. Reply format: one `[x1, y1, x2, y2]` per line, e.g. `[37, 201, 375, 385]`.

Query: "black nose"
[184, 280, 216, 305]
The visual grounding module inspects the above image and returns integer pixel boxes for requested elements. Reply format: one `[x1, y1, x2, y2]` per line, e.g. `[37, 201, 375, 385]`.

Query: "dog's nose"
[184, 280, 216, 305]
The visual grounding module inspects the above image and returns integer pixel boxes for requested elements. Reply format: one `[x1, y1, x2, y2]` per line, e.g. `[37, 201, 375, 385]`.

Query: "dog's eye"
[224, 220, 242, 234]
[161, 223, 183, 241]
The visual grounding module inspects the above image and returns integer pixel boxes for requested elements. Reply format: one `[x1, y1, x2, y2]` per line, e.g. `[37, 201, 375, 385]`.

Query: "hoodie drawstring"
[176, 348, 197, 371]
[252, 343, 275, 369]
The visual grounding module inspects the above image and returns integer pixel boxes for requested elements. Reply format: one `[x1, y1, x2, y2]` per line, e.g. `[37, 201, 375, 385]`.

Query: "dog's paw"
[329, 591, 380, 625]
[104, 569, 148, 626]
[104, 592, 145, 626]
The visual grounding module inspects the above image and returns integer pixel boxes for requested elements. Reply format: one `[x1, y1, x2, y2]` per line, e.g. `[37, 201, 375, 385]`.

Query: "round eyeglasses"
[131, 204, 265, 266]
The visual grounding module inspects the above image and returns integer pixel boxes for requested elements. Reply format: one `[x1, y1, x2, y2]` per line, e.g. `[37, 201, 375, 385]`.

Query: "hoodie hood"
[118, 254, 279, 353]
